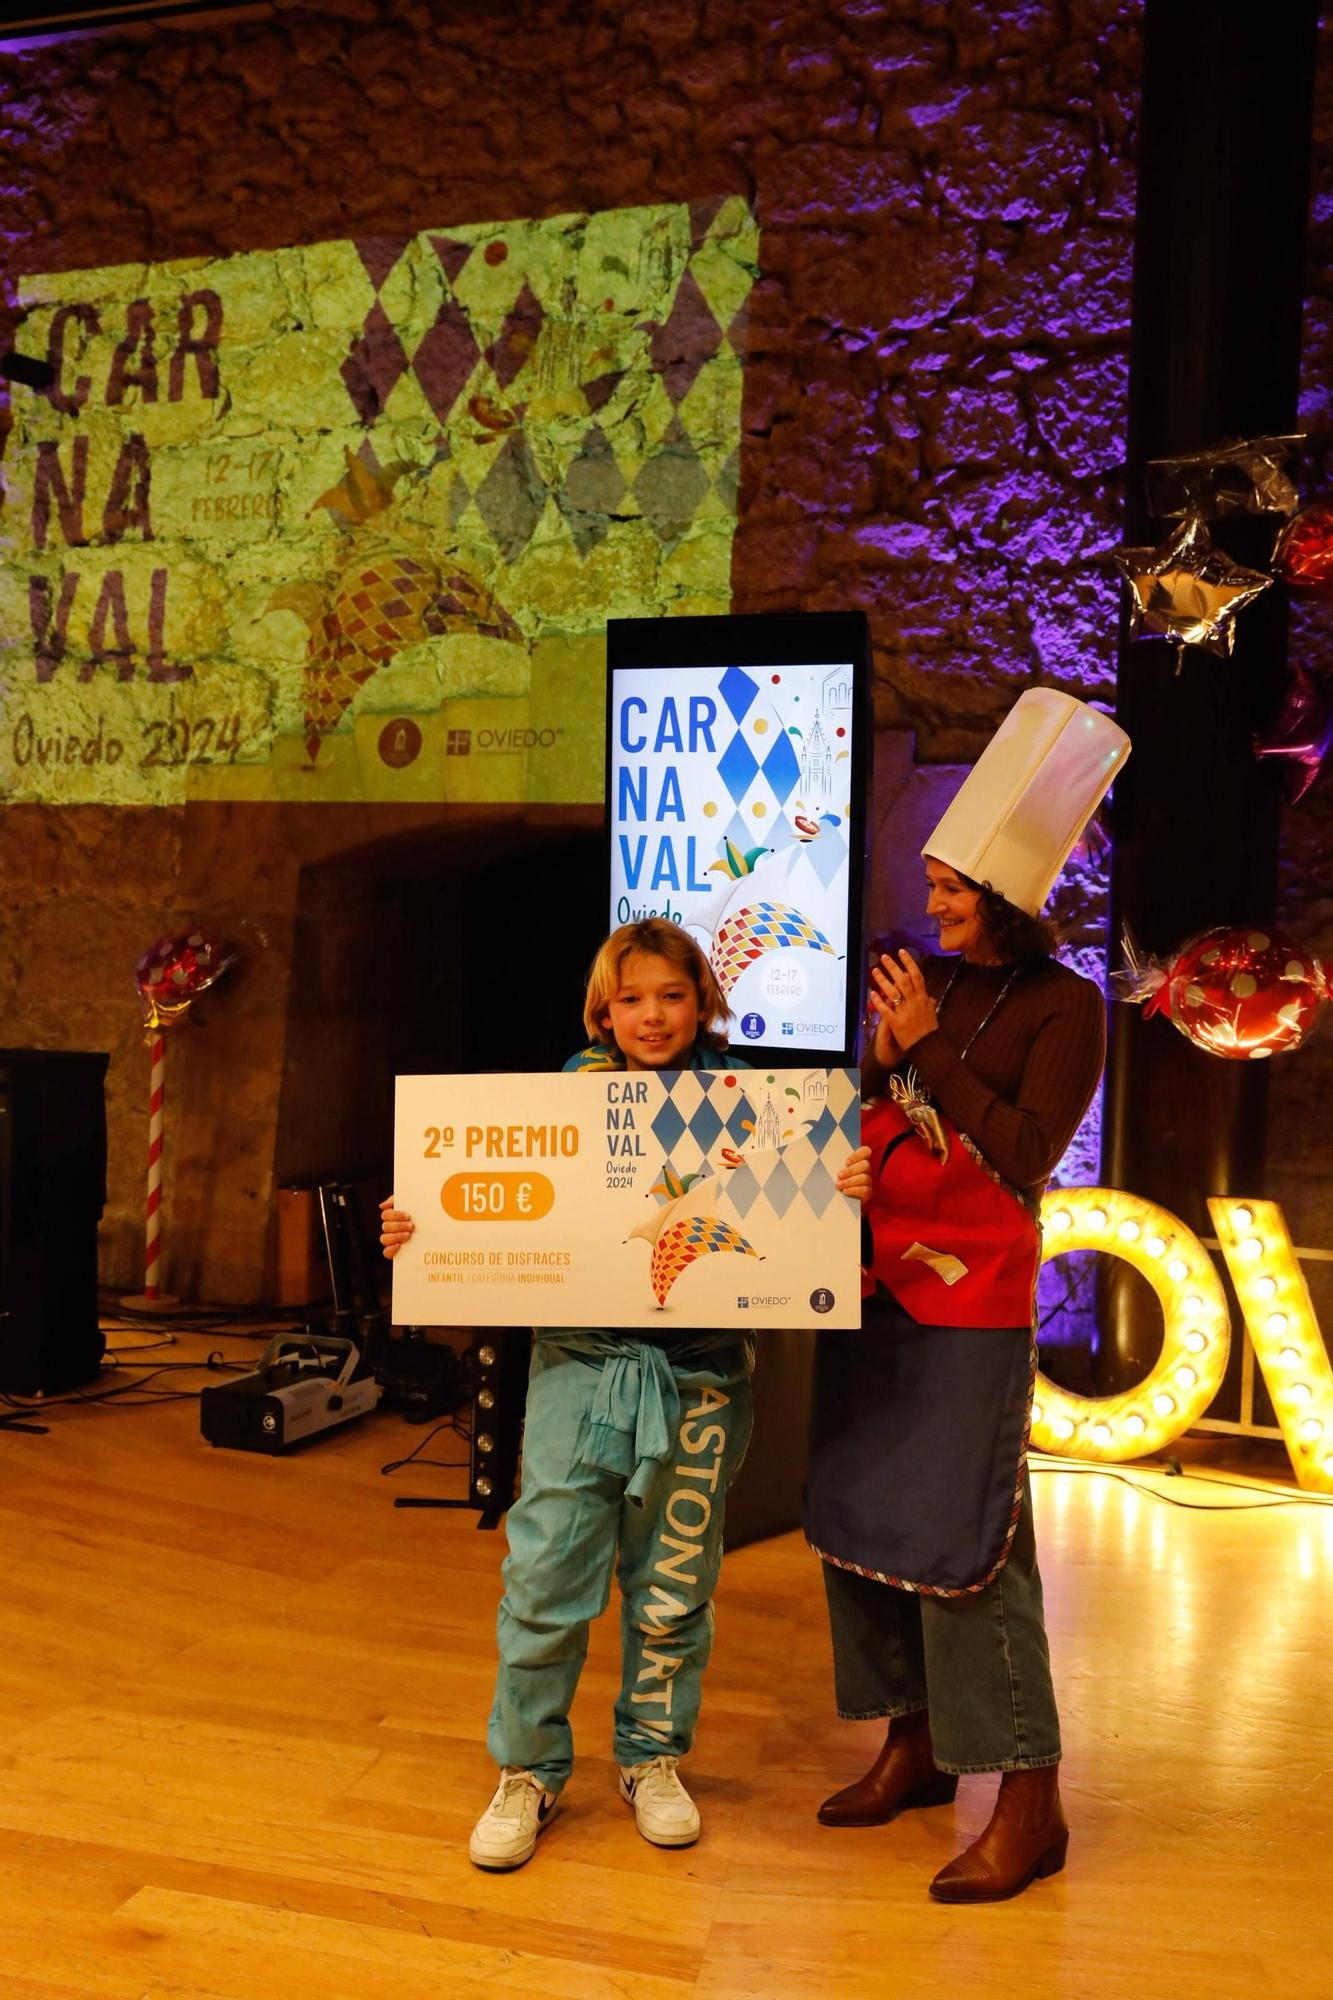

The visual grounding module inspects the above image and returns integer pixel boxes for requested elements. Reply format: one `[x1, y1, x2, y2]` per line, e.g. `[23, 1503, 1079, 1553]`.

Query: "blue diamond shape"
[724, 1165, 760, 1218]
[719, 665, 758, 724]
[763, 1157, 799, 1218]
[838, 1099, 861, 1146]
[651, 1100, 687, 1151]
[686, 1097, 724, 1151]
[806, 822, 848, 888]
[806, 1105, 837, 1153]
[802, 1157, 837, 1218]
[723, 810, 751, 854]
[726, 1095, 754, 1145]
[761, 730, 801, 803]
[718, 730, 759, 804]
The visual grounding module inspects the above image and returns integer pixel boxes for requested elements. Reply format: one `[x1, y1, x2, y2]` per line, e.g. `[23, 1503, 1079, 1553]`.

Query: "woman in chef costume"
[807, 689, 1130, 1904]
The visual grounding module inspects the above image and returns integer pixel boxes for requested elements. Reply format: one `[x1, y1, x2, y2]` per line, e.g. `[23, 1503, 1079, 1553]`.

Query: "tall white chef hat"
[923, 689, 1131, 916]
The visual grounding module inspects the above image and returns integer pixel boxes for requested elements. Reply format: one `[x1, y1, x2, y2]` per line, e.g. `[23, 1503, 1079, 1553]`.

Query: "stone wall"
[0, 0, 1276, 1308]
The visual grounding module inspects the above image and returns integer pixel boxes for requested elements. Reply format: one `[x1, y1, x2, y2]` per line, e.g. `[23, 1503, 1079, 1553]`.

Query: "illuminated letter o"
[1034, 1188, 1231, 1460]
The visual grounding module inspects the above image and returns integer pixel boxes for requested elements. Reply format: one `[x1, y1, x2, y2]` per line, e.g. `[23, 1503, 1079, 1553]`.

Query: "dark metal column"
[1098, 0, 1319, 1388]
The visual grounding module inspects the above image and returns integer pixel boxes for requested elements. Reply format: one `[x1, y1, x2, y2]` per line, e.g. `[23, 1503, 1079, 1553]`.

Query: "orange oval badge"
[440, 1172, 555, 1222]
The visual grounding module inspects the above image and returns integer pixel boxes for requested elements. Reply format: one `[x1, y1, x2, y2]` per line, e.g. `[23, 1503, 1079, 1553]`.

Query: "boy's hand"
[379, 1196, 415, 1259]
[836, 1145, 873, 1207]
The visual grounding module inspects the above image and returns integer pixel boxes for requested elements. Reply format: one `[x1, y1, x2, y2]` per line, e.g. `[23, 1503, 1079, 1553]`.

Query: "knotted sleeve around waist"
[536, 1327, 750, 1504]
[585, 1341, 680, 1504]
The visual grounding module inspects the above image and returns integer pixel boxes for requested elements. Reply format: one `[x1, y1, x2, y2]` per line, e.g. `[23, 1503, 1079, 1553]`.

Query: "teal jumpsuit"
[486, 1042, 754, 1790]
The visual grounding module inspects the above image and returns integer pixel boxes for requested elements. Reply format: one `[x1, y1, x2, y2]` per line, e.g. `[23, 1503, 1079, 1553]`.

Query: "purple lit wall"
[0, 0, 1145, 1299]
[11, 0, 1324, 1314]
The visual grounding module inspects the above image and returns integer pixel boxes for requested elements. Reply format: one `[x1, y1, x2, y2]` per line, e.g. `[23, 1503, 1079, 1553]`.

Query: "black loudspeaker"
[0, 1050, 110, 1395]
[469, 1329, 530, 1528]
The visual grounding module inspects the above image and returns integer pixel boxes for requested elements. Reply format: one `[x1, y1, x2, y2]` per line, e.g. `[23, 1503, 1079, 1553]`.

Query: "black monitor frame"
[604, 610, 872, 1067]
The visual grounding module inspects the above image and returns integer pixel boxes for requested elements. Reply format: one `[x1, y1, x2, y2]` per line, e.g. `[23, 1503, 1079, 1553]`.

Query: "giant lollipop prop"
[132, 930, 238, 1303]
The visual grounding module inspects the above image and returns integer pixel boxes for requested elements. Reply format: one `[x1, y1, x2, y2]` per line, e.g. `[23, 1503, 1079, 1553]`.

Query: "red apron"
[860, 1092, 1040, 1328]
[807, 1092, 1040, 1593]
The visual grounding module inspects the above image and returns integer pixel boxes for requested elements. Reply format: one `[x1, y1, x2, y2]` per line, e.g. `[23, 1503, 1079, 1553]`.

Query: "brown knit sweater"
[863, 956, 1107, 1196]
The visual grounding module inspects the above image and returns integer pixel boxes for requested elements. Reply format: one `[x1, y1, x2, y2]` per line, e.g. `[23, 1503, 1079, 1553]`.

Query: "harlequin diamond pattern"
[563, 424, 629, 556]
[474, 431, 548, 561]
[805, 823, 850, 888]
[341, 302, 411, 425]
[717, 733, 760, 804]
[762, 730, 801, 803]
[649, 268, 723, 405]
[649, 1098, 688, 1153]
[633, 417, 709, 542]
[712, 902, 837, 999]
[725, 1094, 756, 1146]
[801, 1157, 838, 1219]
[413, 300, 482, 423]
[487, 281, 545, 391]
[763, 1158, 799, 1219]
[688, 1094, 724, 1152]
[646, 1071, 860, 1228]
[723, 1164, 761, 1219]
[338, 202, 757, 572]
[650, 1213, 757, 1307]
[806, 1105, 838, 1153]
[720, 666, 758, 724]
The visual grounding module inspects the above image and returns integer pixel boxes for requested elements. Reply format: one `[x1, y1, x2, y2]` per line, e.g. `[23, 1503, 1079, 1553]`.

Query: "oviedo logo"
[445, 726, 565, 757]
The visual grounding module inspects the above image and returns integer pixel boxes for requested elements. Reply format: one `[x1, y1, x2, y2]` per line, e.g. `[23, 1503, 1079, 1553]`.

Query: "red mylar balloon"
[1274, 501, 1333, 595]
[1146, 925, 1327, 1060]
[135, 929, 238, 1030]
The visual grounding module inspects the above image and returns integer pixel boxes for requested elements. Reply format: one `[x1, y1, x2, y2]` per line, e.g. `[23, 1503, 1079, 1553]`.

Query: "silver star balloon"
[1111, 513, 1273, 660]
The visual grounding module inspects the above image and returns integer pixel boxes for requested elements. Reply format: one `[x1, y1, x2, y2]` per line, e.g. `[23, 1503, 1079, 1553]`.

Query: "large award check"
[392, 1067, 861, 1329]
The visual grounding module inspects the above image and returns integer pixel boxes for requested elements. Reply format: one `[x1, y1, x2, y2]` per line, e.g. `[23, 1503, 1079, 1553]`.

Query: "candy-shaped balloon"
[1116, 925, 1326, 1060]
[1274, 501, 1333, 596]
[136, 929, 238, 1030]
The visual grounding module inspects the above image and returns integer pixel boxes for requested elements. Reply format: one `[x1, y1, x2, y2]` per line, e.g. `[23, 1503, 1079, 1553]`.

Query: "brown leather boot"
[929, 1764, 1068, 1902]
[817, 1709, 958, 1827]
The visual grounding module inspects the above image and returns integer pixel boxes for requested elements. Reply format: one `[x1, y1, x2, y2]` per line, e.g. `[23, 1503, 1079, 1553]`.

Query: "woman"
[808, 689, 1130, 1904]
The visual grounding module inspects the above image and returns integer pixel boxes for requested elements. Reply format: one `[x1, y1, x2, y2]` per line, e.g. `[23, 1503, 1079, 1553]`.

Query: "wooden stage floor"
[4, 1326, 1332, 1999]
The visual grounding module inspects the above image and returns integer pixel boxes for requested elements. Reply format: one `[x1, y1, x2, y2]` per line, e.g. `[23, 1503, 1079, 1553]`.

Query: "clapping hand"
[869, 949, 937, 1054]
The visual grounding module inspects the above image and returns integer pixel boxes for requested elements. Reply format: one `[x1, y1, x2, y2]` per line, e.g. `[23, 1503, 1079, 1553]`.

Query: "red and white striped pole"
[144, 1029, 166, 1300]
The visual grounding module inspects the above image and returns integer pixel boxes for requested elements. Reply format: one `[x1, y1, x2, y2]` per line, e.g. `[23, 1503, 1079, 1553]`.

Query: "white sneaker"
[619, 1756, 701, 1847]
[468, 1767, 560, 1870]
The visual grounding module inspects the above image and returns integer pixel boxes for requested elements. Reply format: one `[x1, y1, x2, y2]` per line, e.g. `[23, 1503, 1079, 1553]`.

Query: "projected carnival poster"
[608, 644, 864, 1056]
[0, 199, 756, 805]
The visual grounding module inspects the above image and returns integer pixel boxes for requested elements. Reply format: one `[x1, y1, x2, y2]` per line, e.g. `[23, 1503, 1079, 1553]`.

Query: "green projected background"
[1, 197, 756, 805]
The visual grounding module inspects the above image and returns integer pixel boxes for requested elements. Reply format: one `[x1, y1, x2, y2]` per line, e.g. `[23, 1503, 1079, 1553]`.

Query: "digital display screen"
[608, 655, 860, 1056]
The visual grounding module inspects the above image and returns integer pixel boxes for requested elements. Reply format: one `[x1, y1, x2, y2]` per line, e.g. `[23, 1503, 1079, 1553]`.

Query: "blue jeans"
[821, 1480, 1061, 1773]
[488, 1333, 754, 1791]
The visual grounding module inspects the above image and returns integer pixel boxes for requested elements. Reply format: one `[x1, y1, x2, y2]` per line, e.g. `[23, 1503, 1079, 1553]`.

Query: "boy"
[380, 918, 753, 1870]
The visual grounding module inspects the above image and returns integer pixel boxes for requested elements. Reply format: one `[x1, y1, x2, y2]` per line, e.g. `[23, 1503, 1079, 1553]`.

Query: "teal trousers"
[487, 1332, 754, 1791]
